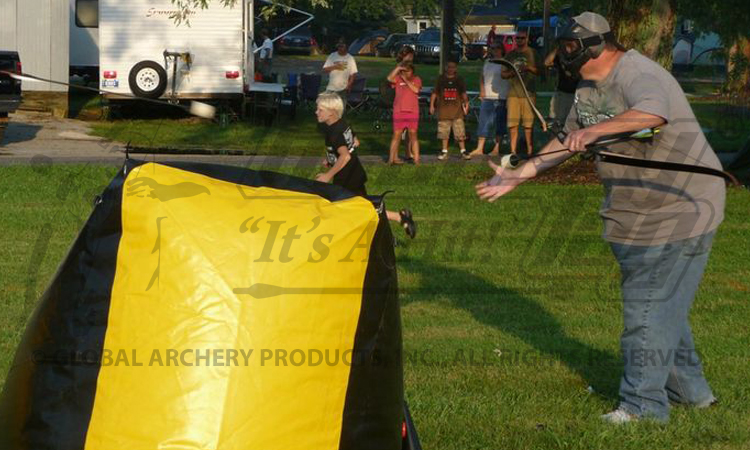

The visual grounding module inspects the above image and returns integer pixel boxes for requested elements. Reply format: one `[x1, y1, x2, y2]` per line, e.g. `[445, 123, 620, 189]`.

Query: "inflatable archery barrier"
[0, 160, 411, 450]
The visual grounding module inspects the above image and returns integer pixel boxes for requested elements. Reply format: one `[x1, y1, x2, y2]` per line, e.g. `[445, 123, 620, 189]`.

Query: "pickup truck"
[0, 51, 22, 144]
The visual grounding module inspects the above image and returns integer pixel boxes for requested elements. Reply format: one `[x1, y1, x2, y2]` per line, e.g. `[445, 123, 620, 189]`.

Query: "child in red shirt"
[387, 62, 422, 165]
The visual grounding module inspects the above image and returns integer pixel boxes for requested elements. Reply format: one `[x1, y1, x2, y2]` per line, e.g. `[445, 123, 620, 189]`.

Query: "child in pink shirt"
[387, 62, 422, 165]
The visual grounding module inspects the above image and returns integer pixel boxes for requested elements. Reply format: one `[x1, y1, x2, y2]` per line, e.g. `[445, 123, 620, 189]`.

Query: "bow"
[487, 60, 739, 186]
[489, 58, 548, 132]
[501, 126, 740, 185]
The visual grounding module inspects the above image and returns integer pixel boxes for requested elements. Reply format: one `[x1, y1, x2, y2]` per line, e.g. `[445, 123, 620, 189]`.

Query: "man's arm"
[322, 56, 339, 73]
[501, 67, 514, 79]
[544, 48, 557, 67]
[479, 73, 486, 98]
[564, 109, 666, 152]
[475, 137, 573, 202]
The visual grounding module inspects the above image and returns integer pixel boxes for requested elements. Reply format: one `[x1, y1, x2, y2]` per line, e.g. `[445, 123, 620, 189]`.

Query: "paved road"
[0, 111, 497, 167]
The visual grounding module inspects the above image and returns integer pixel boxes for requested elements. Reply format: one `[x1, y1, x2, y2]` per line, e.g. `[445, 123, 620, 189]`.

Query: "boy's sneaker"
[399, 209, 416, 239]
[437, 149, 448, 160]
[461, 150, 472, 160]
[600, 408, 638, 424]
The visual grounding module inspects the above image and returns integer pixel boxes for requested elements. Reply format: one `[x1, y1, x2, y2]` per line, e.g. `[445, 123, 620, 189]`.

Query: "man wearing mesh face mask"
[475, 12, 725, 423]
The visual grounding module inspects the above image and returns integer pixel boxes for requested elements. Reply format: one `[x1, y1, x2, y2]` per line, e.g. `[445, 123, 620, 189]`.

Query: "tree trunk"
[607, 0, 677, 70]
[726, 37, 750, 98]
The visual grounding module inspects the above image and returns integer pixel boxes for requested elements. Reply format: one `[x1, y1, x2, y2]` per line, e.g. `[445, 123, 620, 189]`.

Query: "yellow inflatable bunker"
[0, 160, 404, 450]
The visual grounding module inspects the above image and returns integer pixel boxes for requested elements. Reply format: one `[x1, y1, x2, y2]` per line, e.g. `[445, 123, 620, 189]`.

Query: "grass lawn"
[1, 164, 749, 449]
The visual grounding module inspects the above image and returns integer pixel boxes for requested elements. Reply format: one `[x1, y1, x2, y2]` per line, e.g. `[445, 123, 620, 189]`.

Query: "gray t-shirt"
[565, 50, 725, 245]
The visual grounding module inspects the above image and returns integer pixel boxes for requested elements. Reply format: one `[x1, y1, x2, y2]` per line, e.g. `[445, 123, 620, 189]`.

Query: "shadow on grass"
[399, 256, 621, 402]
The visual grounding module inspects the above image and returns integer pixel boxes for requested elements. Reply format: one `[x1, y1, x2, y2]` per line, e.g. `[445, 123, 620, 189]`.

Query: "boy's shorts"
[507, 95, 536, 129]
[437, 118, 465, 140]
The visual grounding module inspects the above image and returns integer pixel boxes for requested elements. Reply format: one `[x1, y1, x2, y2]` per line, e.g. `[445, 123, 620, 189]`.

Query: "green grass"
[1, 164, 749, 449]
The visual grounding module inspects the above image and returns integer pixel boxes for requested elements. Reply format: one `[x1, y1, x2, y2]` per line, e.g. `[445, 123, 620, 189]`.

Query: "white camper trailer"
[99, 0, 252, 100]
[70, 0, 100, 80]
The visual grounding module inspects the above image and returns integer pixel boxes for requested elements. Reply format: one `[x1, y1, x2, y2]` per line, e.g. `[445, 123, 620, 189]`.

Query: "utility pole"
[440, 0, 455, 74]
[542, 0, 551, 80]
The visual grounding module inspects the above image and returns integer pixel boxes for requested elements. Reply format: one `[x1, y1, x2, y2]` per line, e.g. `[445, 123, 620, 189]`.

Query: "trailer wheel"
[129, 61, 168, 99]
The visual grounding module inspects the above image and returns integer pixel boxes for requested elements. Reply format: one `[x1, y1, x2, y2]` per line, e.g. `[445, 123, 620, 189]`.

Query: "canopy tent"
[516, 15, 561, 28]
[0, 160, 408, 450]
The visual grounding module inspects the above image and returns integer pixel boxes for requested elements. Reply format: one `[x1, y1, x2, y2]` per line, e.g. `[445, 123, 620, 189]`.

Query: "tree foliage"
[679, 0, 750, 96]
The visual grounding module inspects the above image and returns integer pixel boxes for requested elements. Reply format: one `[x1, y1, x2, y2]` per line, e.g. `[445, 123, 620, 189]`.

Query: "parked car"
[276, 27, 317, 55]
[414, 28, 464, 64]
[465, 36, 487, 61]
[376, 33, 418, 58]
[0, 51, 22, 145]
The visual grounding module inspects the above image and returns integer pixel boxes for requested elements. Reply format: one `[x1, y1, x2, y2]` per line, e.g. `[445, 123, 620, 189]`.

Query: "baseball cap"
[562, 11, 627, 51]
[571, 12, 611, 34]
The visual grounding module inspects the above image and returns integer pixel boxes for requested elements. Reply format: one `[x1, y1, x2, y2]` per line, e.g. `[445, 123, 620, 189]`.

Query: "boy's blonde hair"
[316, 93, 344, 119]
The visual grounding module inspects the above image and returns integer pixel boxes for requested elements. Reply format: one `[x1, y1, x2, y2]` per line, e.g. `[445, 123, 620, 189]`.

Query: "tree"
[682, 0, 750, 97]
[524, 0, 676, 68]
[607, 0, 677, 69]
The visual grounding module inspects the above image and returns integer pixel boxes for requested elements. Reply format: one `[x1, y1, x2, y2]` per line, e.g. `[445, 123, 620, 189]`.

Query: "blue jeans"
[495, 100, 507, 138]
[610, 231, 716, 421]
[476, 99, 498, 138]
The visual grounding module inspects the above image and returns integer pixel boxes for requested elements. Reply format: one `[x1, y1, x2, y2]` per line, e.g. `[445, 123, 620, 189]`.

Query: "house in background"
[402, 16, 440, 34]
[461, 0, 523, 42]
[401, 0, 524, 41]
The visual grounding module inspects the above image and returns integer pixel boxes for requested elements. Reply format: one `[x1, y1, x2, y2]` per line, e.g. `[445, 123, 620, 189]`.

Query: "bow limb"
[493, 58, 548, 132]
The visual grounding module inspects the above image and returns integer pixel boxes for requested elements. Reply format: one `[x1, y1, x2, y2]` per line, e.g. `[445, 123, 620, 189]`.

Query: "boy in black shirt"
[315, 93, 416, 238]
[430, 59, 470, 160]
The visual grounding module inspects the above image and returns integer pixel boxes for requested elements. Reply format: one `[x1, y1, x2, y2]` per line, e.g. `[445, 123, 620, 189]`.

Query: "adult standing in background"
[486, 25, 498, 49]
[545, 47, 580, 123]
[502, 30, 540, 155]
[469, 42, 510, 157]
[258, 29, 274, 81]
[323, 39, 359, 104]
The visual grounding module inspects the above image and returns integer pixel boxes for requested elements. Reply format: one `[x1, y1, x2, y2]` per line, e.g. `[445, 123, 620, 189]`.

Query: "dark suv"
[0, 51, 22, 144]
[414, 28, 464, 64]
[376, 33, 417, 58]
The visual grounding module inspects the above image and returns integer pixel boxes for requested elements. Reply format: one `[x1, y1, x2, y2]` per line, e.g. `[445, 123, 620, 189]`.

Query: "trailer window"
[76, 0, 99, 28]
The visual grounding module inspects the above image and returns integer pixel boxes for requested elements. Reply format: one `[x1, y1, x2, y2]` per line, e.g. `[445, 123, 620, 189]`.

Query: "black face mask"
[557, 35, 606, 78]
[558, 40, 589, 78]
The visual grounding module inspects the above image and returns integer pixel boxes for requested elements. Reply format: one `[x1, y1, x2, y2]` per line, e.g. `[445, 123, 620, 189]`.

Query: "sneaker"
[601, 408, 638, 424]
[437, 150, 448, 161]
[696, 396, 719, 409]
[399, 209, 416, 239]
[461, 150, 472, 160]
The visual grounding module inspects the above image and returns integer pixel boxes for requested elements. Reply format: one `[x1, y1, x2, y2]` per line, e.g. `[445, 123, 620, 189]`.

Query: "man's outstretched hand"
[475, 160, 522, 202]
